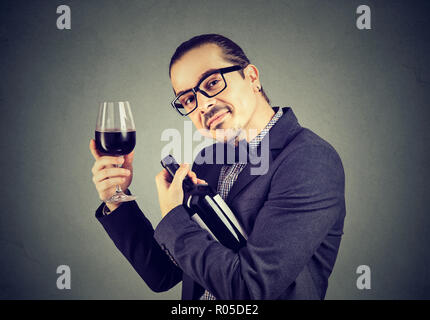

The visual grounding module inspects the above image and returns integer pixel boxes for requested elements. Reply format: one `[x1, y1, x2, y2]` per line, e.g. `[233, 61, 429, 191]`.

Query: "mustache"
[204, 105, 232, 128]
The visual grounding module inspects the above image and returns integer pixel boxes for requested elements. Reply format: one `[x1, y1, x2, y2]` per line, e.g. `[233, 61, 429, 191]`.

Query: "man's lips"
[207, 110, 230, 129]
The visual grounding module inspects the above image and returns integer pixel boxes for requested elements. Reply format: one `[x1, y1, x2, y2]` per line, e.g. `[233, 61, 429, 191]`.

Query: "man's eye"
[184, 96, 194, 105]
[209, 80, 219, 87]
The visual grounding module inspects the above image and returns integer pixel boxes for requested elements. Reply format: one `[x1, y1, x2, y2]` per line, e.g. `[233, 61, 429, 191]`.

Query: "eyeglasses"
[171, 65, 243, 116]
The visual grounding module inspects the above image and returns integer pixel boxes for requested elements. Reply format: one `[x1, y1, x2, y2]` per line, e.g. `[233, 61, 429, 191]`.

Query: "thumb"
[89, 139, 101, 160]
[171, 163, 190, 189]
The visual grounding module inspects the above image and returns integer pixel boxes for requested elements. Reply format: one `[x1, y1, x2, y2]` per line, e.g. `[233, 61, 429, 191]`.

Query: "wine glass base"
[106, 192, 137, 203]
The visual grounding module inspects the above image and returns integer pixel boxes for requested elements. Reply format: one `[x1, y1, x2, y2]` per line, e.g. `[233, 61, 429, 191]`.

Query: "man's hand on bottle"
[155, 164, 206, 218]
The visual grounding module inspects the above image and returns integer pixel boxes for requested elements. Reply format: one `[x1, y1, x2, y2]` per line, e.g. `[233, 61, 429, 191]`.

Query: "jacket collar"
[195, 107, 303, 202]
[226, 106, 302, 202]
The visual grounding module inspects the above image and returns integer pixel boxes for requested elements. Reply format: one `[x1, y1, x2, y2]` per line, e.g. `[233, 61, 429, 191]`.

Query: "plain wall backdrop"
[0, 0, 429, 299]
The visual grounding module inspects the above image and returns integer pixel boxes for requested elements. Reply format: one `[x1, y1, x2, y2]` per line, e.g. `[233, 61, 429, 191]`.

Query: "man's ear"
[244, 64, 261, 91]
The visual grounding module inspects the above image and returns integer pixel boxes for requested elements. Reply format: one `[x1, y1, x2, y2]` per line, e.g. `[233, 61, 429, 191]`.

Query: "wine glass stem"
[114, 164, 123, 193]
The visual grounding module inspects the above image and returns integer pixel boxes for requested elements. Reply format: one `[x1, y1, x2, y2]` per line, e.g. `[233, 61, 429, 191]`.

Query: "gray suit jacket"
[95, 107, 346, 299]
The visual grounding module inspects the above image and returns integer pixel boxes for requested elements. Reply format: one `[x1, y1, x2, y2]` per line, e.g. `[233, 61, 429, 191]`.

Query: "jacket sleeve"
[95, 198, 182, 293]
[153, 144, 345, 299]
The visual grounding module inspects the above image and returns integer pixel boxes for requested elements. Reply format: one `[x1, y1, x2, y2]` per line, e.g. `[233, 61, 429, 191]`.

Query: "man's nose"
[196, 91, 216, 114]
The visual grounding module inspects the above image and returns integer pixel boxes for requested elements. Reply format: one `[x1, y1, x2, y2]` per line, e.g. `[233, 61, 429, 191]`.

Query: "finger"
[171, 164, 190, 189]
[123, 150, 135, 166]
[92, 156, 125, 174]
[97, 177, 126, 192]
[196, 178, 207, 185]
[93, 167, 131, 183]
[155, 169, 171, 189]
[89, 139, 101, 160]
[187, 171, 197, 183]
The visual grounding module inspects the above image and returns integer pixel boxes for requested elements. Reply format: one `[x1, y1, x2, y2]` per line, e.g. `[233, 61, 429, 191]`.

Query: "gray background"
[1, 0, 429, 299]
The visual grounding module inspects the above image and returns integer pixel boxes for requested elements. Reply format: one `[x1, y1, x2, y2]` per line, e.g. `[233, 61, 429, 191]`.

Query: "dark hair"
[169, 34, 270, 104]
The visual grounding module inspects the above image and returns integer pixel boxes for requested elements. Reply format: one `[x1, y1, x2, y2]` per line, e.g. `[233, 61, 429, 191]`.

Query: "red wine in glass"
[95, 101, 137, 203]
[95, 130, 136, 156]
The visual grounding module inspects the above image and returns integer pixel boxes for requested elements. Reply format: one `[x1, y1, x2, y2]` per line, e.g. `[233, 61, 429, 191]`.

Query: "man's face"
[170, 44, 259, 142]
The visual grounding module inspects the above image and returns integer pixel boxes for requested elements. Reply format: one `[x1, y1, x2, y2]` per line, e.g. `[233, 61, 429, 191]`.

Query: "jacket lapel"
[226, 107, 303, 203]
[192, 144, 223, 190]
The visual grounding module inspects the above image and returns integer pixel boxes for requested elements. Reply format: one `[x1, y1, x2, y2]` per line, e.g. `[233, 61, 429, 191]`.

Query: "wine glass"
[95, 101, 137, 203]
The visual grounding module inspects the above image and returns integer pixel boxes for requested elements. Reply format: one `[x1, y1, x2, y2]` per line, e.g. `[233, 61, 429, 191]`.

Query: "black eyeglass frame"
[171, 65, 243, 116]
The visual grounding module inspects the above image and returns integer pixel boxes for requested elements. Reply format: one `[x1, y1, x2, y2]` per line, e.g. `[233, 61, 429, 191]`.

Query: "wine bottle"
[161, 155, 247, 251]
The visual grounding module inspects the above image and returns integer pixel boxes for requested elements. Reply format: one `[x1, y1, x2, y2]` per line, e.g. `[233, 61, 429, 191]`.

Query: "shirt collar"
[248, 107, 283, 150]
[225, 107, 284, 163]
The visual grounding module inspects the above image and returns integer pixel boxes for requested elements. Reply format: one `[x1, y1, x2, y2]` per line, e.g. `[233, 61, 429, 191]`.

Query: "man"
[89, 34, 346, 299]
